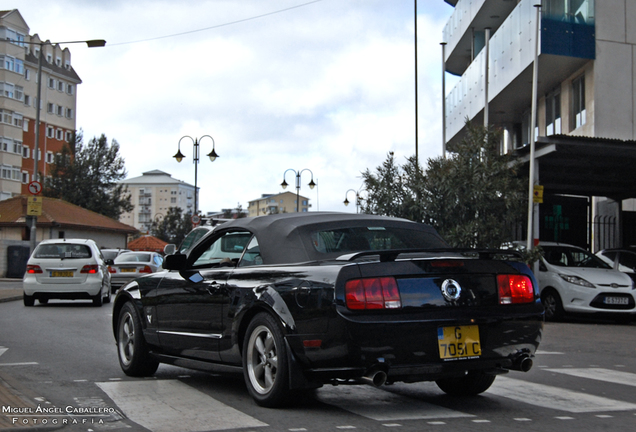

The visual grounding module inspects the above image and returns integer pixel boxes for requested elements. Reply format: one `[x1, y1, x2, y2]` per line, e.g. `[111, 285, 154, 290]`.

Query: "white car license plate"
[604, 296, 629, 305]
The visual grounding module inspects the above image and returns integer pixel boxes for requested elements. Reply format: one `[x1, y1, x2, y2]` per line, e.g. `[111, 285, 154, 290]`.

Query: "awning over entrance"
[515, 135, 636, 200]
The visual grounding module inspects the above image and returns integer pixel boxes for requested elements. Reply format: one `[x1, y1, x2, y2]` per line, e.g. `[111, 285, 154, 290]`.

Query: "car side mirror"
[164, 244, 176, 255]
[164, 253, 187, 271]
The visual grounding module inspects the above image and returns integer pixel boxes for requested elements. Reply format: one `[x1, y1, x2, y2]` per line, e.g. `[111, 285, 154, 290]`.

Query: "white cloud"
[14, 0, 453, 214]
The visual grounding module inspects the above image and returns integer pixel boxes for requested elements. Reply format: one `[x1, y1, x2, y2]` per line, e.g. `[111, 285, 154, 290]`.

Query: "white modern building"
[119, 170, 195, 232]
[442, 0, 636, 250]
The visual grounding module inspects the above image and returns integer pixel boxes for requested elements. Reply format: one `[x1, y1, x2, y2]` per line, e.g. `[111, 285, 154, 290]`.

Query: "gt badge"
[441, 279, 462, 302]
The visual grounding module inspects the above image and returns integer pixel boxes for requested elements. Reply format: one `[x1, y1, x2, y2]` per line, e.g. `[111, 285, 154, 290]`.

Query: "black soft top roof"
[213, 212, 443, 264]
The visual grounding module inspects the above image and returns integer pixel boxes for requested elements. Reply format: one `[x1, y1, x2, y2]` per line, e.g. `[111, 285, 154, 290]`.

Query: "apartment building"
[247, 191, 311, 217]
[119, 170, 195, 233]
[442, 0, 636, 249]
[0, 9, 80, 200]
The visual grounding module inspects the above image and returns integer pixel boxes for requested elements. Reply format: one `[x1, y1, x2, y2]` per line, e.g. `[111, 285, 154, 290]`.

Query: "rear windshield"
[34, 244, 92, 259]
[115, 253, 152, 263]
[310, 226, 448, 254]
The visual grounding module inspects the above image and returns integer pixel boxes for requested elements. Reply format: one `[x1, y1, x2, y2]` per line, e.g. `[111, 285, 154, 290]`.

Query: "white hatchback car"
[23, 238, 112, 307]
[537, 242, 635, 322]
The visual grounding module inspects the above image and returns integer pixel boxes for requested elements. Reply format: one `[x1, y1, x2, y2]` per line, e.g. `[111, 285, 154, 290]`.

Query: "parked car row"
[22, 240, 166, 306]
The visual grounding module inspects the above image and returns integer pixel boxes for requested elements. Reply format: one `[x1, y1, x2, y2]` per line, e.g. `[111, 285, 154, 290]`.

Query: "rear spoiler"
[336, 248, 524, 263]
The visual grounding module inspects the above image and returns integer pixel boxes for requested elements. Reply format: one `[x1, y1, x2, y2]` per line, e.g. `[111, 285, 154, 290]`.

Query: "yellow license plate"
[51, 271, 73, 277]
[438, 325, 481, 359]
[121, 268, 136, 273]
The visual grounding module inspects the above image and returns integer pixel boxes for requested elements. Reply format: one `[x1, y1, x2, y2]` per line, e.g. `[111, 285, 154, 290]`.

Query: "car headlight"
[558, 274, 595, 288]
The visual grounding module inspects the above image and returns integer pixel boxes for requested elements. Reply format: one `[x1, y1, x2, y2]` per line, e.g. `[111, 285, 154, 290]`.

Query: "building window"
[572, 74, 586, 129]
[56, 105, 63, 116]
[21, 171, 28, 183]
[65, 131, 73, 142]
[24, 69, 30, 81]
[47, 103, 54, 114]
[67, 84, 74, 95]
[65, 108, 73, 119]
[57, 80, 64, 91]
[11, 113, 22, 128]
[14, 86, 23, 101]
[22, 146, 29, 158]
[546, 90, 561, 136]
[56, 129, 63, 140]
[24, 94, 30, 106]
[46, 126, 54, 138]
[46, 151, 54, 163]
[48, 77, 55, 88]
[1, 82, 14, 98]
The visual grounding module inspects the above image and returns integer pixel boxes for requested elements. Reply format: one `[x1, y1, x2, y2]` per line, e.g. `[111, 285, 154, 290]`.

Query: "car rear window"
[115, 253, 152, 263]
[310, 226, 448, 254]
[34, 244, 92, 259]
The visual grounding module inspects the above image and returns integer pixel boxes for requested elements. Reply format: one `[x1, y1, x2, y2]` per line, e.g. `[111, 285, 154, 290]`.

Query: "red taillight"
[108, 266, 116, 274]
[80, 264, 99, 274]
[498, 274, 535, 304]
[139, 265, 152, 274]
[345, 277, 401, 310]
[26, 265, 42, 274]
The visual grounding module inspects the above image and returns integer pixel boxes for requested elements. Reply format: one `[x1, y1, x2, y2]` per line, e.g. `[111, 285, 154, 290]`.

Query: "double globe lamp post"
[281, 169, 316, 212]
[173, 135, 219, 217]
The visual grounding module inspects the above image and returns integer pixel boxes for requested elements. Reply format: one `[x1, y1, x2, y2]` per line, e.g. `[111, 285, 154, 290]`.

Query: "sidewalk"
[0, 278, 23, 303]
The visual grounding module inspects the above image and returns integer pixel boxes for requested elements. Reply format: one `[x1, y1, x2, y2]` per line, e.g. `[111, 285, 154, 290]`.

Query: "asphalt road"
[0, 286, 635, 432]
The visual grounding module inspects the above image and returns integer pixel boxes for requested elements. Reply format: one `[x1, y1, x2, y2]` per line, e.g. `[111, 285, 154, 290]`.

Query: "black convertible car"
[112, 213, 543, 407]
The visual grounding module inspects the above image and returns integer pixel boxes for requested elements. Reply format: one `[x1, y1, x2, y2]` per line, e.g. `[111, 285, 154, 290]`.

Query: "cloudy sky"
[13, 0, 454, 214]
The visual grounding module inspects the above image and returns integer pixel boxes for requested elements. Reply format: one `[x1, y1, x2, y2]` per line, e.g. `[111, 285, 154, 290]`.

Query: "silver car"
[108, 251, 164, 292]
[23, 238, 112, 307]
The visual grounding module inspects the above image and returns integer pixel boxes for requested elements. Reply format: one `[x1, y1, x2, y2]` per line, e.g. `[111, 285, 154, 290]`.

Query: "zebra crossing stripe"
[97, 380, 268, 432]
[543, 368, 636, 387]
[316, 384, 474, 421]
[488, 376, 636, 413]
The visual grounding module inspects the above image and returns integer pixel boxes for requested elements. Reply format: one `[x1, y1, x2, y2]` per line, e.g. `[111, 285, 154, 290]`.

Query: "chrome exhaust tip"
[361, 370, 388, 386]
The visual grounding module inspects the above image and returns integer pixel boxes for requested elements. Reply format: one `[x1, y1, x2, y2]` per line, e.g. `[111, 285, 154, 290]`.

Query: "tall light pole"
[173, 135, 218, 216]
[281, 169, 316, 212]
[17, 37, 106, 253]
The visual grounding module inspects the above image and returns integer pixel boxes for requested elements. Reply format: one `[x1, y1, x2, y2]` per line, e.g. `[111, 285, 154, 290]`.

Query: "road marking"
[488, 376, 636, 413]
[544, 368, 636, 387]
[0, 362, 39, 366]
[0, 346, 7, 358]
[97, 380, 267, 432]
[316, 385, 474, 421]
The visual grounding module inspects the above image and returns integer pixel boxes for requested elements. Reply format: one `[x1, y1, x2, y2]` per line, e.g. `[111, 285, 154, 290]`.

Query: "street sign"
[27, 196, 43, 216]
[191, 214, 201, 226]
[28, 181, 42, 195]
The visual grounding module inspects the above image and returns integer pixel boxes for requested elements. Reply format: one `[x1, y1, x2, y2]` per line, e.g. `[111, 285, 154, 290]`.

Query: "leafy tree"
[360, 152, 425, 222]
[150, 207, 193, 246]
[44, 132, 133, 219]
[222, 203, 248, 219]
[361, 122, 527, 249]
[421, 123, 526, 248]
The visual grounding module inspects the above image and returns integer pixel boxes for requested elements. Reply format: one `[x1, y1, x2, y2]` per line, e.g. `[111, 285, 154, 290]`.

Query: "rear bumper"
[23, 277, 103, 298]
[286, 309, 543, 386]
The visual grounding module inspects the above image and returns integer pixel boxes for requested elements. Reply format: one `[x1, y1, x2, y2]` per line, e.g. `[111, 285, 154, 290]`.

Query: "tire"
[541, 289, 564, 321]
[23, 293, 34, 307]
[92, 290, 103, 307]
[436, 371, 497, 396]
[116, 302, 159, 377]
[243, 313, 290, 407]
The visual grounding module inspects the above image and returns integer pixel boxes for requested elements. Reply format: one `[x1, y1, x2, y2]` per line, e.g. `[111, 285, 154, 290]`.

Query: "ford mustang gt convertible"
[111, 212, 543, 407]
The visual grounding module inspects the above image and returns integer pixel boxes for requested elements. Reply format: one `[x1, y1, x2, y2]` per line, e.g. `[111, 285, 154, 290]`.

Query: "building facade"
[0, 10, 80, 200]
[442, 0, 636, 249]
[119, 170, 195, 232]
[247, 191, 310, 217]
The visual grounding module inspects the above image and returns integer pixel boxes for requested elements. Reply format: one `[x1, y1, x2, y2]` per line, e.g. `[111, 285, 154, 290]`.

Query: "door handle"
[206, 283, 222, 295]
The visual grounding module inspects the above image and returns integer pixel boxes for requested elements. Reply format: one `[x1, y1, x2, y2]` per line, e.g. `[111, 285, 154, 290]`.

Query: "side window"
[192, 231, 251, 268]
[238, 236, 262, 267]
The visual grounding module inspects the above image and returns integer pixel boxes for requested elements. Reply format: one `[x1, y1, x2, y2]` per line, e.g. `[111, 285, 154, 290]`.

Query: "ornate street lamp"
[344, 188, 365, 214]
[281, 169, 316, 212]
[174, 135, 218, 216]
